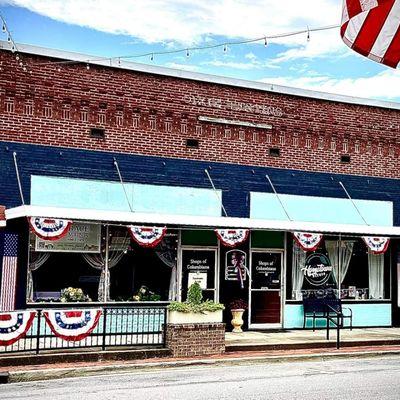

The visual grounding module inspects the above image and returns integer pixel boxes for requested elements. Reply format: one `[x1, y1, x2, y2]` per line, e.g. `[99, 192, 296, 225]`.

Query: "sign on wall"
[251, 252, 281, 290]
[35, 223, 101, 253]
[301, 253, 333, 286]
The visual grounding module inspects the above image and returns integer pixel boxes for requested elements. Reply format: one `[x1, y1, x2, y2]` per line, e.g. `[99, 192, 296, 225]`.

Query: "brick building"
[1, 40, 400, 329]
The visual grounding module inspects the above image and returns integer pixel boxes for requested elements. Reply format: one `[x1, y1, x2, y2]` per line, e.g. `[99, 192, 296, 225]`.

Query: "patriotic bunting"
[128, 226, 167, 248]
[0, 310, 35, 346]
[362, 236, 390, 254]
[215, 229, 249, 247]
[29, 217, 72, 241]
[0, 233, 18, 312]
[341, 0, 400, 68]
[293, 232, 323, 251]
[43, 309, 102, 342]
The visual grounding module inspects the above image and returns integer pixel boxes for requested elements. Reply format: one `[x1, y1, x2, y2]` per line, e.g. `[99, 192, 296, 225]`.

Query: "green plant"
[60, 287, 91, 302]
[167, 283, 225, 314]
[187, 282, 203, 305]
[132, 285, 161, 302]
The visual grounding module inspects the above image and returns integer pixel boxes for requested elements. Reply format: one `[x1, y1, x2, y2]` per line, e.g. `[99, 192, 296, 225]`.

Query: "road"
[2, 356, 400, 399]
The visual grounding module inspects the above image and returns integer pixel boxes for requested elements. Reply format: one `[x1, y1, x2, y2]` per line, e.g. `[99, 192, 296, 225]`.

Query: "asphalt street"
[1, 355, 400, 400]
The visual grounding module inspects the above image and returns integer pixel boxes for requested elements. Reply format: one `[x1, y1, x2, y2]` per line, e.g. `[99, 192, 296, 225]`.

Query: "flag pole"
[113, 158, 134, 213]
[338, 181, 369, 225]
[265, 174, 292, 221]
[204, 169, 228, 217]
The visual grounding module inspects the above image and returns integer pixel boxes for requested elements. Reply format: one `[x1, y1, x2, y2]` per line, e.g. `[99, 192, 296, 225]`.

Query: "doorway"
[249, 250, 284, 329]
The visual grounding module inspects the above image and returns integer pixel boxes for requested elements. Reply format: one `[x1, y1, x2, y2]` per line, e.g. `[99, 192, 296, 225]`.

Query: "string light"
[150, 53, 154, 61]
[223, 43, 227, 52]
[186, 48, 190, 57]
[264, 37, 268, 47]
[307, 25, 310, 42]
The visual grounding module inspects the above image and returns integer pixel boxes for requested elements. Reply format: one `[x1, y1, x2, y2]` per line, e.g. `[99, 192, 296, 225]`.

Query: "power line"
[35, 23, 340, 66]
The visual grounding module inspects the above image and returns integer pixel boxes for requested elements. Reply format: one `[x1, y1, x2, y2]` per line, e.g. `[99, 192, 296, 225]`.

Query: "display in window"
[225, 249, 247, 288]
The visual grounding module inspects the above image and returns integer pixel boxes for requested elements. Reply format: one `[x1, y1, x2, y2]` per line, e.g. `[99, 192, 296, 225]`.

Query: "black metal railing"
[0, 304, 167, 354]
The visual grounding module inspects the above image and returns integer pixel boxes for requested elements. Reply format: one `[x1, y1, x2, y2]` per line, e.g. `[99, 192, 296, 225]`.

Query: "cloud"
[260, 69, 400, 100]
[4, 0, 342, 59]
[203, 53, 281, 70]
[163, 62, 200, 72]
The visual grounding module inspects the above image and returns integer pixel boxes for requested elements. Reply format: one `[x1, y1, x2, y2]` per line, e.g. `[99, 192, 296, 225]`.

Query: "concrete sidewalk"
[3, 344, 400, 383]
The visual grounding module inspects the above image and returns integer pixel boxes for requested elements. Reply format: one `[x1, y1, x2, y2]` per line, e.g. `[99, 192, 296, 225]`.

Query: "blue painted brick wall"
[1, 140, 400, 223]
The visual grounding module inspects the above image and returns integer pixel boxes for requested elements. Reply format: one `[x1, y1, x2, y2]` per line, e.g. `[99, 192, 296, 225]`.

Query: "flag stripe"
[381, 24, 400, 66]
[352, 0, 396, 57]
[0, 234, 18, 312]
[370, 0, 400, 58]
[344, 11, 370, 46]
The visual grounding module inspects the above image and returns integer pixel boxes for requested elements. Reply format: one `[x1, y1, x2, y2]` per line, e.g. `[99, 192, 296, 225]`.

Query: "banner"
[0, 310, 36, 346]
[128, 226, 166, 248]
[29, 217, 72, 241]
[215, 229, 249, 247]
[362, 236, 390, 254]
[43, 309, 102, 341]
[293, 232, 323, 251]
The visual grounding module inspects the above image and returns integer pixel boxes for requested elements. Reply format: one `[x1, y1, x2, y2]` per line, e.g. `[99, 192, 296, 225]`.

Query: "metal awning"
[5, 205, 400, 237]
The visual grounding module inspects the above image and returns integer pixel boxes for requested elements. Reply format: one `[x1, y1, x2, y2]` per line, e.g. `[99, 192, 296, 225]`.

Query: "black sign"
[251, 252, 281, 290]
[302, 253, 333, 286]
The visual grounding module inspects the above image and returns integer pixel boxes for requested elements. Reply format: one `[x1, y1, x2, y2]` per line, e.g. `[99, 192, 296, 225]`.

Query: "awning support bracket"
[204, 169, 228, 217]
[113, 158, 134, 213]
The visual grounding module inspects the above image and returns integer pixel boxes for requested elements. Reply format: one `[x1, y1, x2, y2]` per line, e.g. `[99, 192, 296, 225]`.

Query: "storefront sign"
[302, 253, 333, 286]
[184, 95, 283, 117]
[225, 250, 247, 283]
[181, 249, 216, 291]
[251, 252, 281, 290]
[188, 272, 207, 290]
[35, 223, 101, 253]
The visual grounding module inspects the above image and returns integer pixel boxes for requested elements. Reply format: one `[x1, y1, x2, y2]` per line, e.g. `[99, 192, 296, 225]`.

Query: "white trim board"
[5, 204, 400, 237]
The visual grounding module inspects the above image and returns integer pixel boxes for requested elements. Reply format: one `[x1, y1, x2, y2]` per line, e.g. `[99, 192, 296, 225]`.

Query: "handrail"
[325, 304, 341, 349]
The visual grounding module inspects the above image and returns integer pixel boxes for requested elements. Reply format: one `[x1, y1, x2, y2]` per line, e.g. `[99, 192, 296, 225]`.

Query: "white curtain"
[155, 236, 178, 300]
[82, 234, 129, 301]
[27, 252, 51, 301]
[368, 253, 384, 299]
[292, 243, 306, 300]
[325, 240, 354, 285]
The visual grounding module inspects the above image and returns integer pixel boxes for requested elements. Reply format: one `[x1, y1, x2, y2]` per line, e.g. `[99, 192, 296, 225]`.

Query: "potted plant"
[60, 287, 91, 302]
[167, 282, 225, 324]
[132, 285, 161, 302]
[229, 299, 248, 333]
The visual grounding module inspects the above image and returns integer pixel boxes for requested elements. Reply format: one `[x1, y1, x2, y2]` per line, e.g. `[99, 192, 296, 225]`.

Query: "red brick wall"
[1, 49, 400, 178]
[166, 323, 225, 357]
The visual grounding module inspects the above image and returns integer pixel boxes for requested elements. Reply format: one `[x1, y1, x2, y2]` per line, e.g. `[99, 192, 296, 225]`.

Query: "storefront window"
[289, 236, 390, 301]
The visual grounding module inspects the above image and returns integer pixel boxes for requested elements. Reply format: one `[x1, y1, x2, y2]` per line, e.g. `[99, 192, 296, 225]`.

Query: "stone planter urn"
[231, 309, 245, 333]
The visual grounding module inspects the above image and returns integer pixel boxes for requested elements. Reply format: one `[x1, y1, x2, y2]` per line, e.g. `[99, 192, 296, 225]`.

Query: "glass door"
[249, 250, 283, 328]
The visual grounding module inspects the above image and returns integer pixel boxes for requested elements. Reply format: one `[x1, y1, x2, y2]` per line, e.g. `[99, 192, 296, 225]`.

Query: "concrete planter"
[167, 310, 223, 324]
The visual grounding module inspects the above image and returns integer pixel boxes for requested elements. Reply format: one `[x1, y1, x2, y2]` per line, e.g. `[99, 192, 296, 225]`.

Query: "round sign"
[301, 253, 333, 286]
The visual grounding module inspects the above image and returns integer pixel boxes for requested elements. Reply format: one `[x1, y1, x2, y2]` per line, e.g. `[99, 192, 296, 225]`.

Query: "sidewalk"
[3, 343, 400, 383]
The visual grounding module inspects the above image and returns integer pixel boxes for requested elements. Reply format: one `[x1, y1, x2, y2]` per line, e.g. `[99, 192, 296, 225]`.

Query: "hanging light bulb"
[307, 26, 310, 42]
[186, 48, 190, 57]
[118, 57, 121, 66]
[7, 35, 11, 42]
[264, 37, 267, 47]
[2, 24, 6, 33]
[15, 54, 19, 61]
[86, 63, 90, 70]
[150, 53, 154, 61]
[223, 44, 227, 52]
[11, 44, 15, 53]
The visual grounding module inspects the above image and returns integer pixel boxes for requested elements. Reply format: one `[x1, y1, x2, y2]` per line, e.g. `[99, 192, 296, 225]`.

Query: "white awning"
[5, 205, 400, 237]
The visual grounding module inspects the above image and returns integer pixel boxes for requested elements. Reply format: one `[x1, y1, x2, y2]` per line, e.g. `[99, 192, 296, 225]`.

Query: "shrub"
[167, 283, 225, 314]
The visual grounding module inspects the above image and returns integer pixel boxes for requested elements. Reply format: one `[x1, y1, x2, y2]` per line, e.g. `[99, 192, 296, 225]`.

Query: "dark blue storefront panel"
[1, 140, 400, 224]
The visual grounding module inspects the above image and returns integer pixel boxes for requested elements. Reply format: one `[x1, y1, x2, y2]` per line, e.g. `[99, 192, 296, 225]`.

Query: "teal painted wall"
[251, 192, 393, 226]
[31, 176, 222, 217]
[284, 303, 392, 328]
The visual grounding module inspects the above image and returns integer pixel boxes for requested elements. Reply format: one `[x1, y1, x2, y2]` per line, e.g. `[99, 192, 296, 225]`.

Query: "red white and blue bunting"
[362, 237, 390, 254]
[128, 226, 167, 248]
[43, 309, 102, 342]
[29, 217, 72, 241]
[215, 229, 249, 248]
[0, 310, 36, 346]
[293, 232, 323, 251]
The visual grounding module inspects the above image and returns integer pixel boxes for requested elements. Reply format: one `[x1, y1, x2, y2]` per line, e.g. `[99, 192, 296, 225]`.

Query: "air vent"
[186, 139, 199, 148]
[90, 128, 105, 138]
[269, 147, 280, 157]
[341, 155, 351, 163]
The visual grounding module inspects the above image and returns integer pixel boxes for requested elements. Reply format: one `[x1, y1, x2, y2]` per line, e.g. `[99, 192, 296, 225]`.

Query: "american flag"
[341, 0, 400, 68]
[0, 233, 19, 311]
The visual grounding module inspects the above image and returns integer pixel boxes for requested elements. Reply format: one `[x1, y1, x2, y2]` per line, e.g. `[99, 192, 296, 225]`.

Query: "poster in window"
[225, 249, 247, 282]
[251, 252, 281, 290]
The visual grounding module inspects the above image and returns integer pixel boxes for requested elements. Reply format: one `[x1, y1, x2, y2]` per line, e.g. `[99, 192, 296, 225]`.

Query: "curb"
[7, 348, 400, 383]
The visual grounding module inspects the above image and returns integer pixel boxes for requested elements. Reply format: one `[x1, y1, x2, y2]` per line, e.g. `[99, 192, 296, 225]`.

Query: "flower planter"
[168, 310, 223, 324]
[231, 309, 245, 333]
